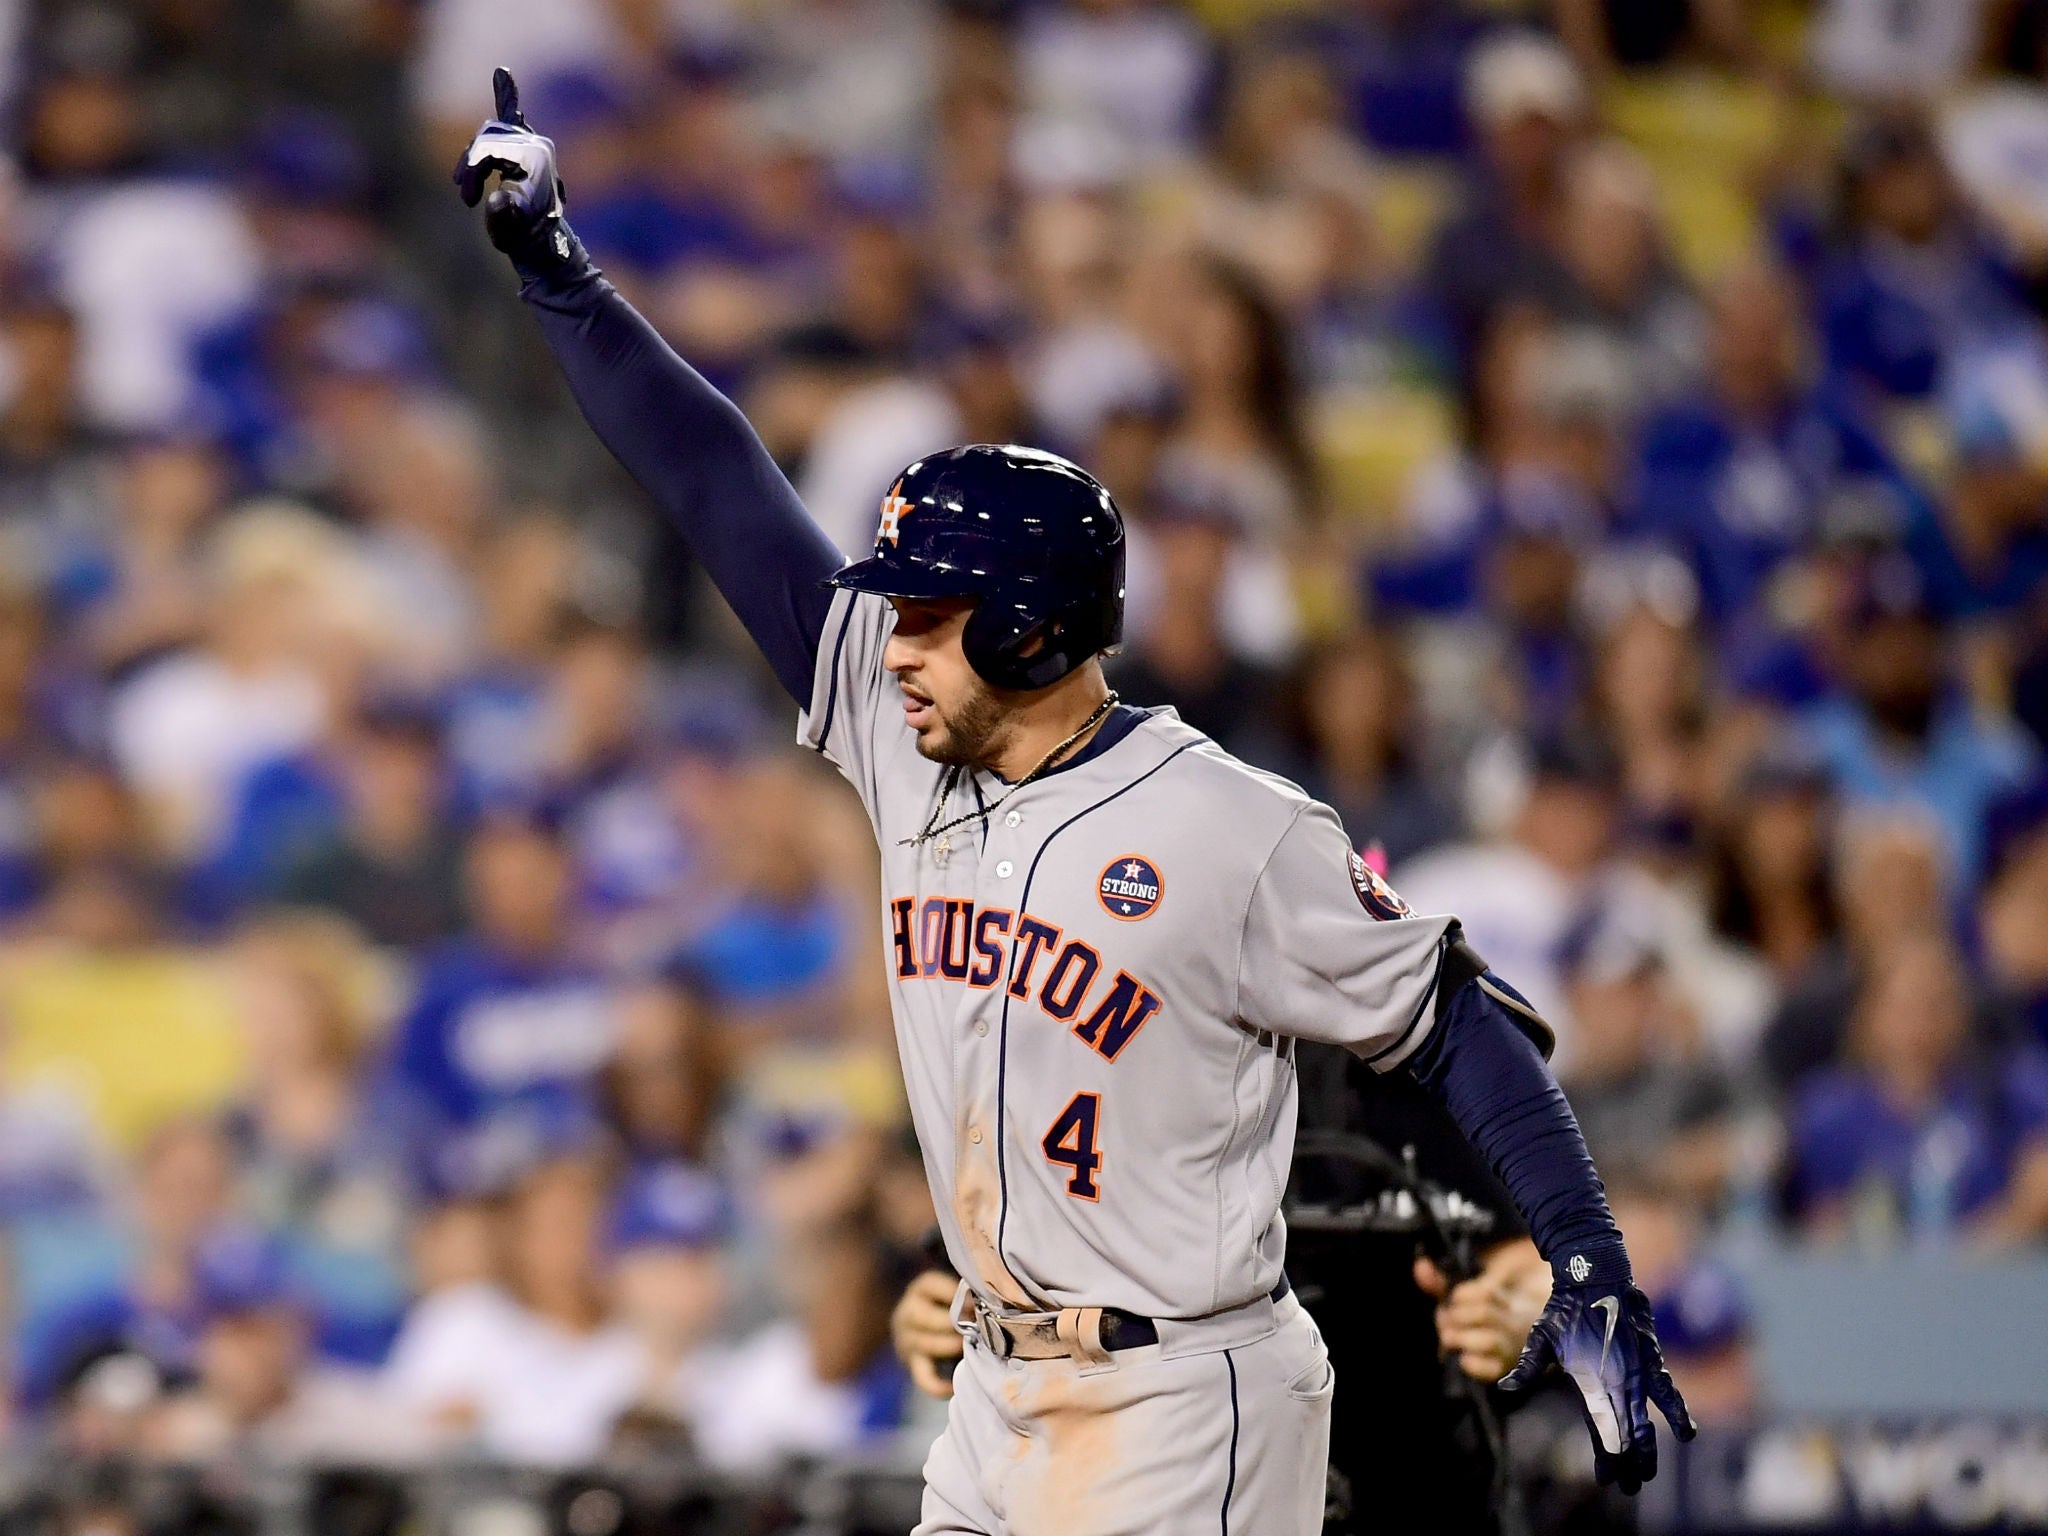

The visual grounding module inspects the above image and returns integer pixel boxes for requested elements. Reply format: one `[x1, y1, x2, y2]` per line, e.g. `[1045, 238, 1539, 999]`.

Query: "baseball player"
[456, 70, 1692, 1534]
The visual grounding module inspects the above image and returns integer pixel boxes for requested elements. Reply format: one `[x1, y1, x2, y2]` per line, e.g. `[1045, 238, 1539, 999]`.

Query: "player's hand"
[1499, 1266, 1696, 1494]
[452, 67, 576, 272]
[892, 1269, 964, 1400]
[1414, 1239, 1548, 1383]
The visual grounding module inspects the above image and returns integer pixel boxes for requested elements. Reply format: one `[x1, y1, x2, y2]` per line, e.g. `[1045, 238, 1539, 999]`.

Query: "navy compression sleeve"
[520, 262, 843, 704]
[1405, 976, 1628, 1283]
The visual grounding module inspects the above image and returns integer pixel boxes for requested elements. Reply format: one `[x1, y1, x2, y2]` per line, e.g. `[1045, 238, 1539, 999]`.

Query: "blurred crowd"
[0, 0, 2046, 1477]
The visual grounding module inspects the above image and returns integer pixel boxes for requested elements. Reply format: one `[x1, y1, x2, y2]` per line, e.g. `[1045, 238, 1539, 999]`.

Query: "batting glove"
[452, 67, 588, 282]
[1498, 1244, 1696, 1494]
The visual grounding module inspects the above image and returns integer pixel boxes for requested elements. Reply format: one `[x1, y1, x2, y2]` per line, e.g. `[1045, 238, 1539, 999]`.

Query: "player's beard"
[915, 675, 1016, 770]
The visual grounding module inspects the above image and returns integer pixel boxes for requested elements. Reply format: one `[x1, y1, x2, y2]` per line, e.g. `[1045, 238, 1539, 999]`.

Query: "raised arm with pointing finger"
[454, 67, 840, 703]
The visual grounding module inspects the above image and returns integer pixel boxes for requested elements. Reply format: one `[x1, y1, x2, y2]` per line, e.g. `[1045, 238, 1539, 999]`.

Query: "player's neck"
[986, 669, 1113, 783]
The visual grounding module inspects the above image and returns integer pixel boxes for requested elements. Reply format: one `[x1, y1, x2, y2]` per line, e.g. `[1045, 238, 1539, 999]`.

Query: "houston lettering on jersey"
[888, 896, 1162, 1063]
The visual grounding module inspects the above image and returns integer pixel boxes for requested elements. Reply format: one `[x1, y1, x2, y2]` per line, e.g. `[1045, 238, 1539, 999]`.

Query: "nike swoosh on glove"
[1499, 1264, 1696, 1494]
[452, 67, 584, 279]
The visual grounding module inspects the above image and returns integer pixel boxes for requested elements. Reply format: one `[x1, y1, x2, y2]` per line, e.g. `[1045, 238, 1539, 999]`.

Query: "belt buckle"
[974, 1306, 1013, 1360]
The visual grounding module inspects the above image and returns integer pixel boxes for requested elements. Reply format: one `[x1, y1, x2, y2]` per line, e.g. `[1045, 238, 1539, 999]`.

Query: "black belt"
[1095, 1274, 1292, 1353]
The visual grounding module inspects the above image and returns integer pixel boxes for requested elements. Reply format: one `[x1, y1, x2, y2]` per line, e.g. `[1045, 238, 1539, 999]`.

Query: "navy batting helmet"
[825, 444, 1126, 691]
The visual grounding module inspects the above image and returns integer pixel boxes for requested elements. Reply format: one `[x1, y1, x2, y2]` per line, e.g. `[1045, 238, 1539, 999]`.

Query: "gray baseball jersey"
[801, 585, 1459, 1321]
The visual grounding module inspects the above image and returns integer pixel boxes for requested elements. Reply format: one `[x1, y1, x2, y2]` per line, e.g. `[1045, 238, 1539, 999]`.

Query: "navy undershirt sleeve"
[1404, 975, 1629, 1283]
[520, 261, 843, 704]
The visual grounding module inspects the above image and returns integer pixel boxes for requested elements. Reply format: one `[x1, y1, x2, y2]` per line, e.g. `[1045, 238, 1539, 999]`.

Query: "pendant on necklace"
[933, 834, 952, 869]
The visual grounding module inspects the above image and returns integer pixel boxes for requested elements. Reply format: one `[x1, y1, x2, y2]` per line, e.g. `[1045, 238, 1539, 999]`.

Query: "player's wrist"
[503, 214, 596, 290]
[1547, 1235, 1632, 1292]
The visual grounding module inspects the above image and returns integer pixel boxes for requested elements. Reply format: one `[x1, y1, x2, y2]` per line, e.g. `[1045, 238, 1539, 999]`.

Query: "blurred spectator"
[680, 1128, 922, 1472]
[17, 1121, 235, 1408]
[1423, 31, 1586, 373]
[667, 752, 868, 1059]
[444, 514, 588, 810]
[1129, 255, 1312, 665]
[1554, 899, 1741, 1207]
[1633, 257, 1908, 625]
[1016, 0, 1209, 183]
[1398, 733, 1621, 1055]
[1981, 781, 2048, 1049]
[1111, 502, 1285, 758]
[1816, 113, 2033, 408]
[600, 983, 713, 1169]
[1761, 808, 1952, 1092]
[380, 811, 618, 1136]
[604, 1159, 730, 1455]
[1608, 1182, 1755, 1424]
[105, 508, 354, 862]
[1273, 627, 1460, 865]
[1547, 139, 1702, 409]
[144, 1228, 401, 1463]
[1705, 744, 1842, 990]
[220, 915, 407, 1360]
[383, 1149, 640, 1466]
[69, 436, 225, 680]
[1786, 933, 2048, 1245]
[1279, 0, 1489, 158]
[270, 696, 466, 950]
[1795, 553, 2037, 893]
[1811, 0, 1996, 102]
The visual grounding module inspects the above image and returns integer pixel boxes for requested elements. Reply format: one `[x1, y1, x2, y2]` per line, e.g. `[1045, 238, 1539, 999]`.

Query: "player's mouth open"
[901, 687, 935, 728]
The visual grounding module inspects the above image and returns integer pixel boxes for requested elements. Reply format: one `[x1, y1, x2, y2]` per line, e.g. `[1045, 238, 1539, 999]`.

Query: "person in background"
[1762, 808, 1952, 1091]
[1981, 781, 2048, 1051]
[384, 1143, 639, 1467]
[143, 1228, 402, 1464]
[1703, 743, 1842, 999]
[603, 1159, 732, 1457]
[1143, 254, 1315, 666]
[15, 1120, 235, 1409]
[1632, 257, 1909, 627]
[1553, 899, 1743, 1208]
[1796, 552, 2037, 896]
[1546, 139, 1703, 409]
[665, 751, 867, 1060]
[442, 513, 586, 811]
[220, 912, 407, 1362]
[1605, 1181, 1755, 1424]
[379, 808, 617, 1139]
[73, 434, 227, 679]
[681, 1126, 923, 1473]
[104, 508, 349, 865]
[1108, 496, 1287, 761]
[271, 695, 466, 950]
[1816, 113, 2031, 408]
[1423, 31, 1586, 376]
[1398, 733, 1622, 1052]
[599, 982, 714, 1171]
[1275, 627, 1462, 866]
[1787, 932, 2048, 1245]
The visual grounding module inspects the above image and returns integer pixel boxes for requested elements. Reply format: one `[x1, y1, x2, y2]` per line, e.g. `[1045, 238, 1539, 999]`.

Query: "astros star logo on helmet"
[878, 479, 912, 546]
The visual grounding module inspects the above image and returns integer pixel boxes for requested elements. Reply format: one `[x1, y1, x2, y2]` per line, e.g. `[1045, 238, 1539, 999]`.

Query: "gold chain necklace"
[901, 692, 1120, 866]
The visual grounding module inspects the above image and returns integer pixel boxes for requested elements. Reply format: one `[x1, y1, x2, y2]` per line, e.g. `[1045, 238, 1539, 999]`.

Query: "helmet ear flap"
[963, 606, 1079, 691]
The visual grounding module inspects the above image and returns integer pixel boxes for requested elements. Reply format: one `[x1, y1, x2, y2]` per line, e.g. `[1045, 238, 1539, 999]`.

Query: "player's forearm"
[520, 259, 841, 704]
[1405, 976, 1629, 1287]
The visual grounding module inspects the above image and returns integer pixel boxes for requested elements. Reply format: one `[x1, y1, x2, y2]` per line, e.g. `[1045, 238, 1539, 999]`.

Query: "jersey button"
[969, 1126, 984, 1144]
[974, 1019, 988, 1037]
[995, 859, 1014, 878]
[1004, 811, 1021, 827]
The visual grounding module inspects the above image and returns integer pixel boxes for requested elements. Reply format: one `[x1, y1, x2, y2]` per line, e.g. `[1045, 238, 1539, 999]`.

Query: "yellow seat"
[1601, 73, 1793, 280]
[1, 945, 245, 1151]
[1313, 384, 1460, 531]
